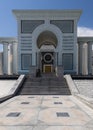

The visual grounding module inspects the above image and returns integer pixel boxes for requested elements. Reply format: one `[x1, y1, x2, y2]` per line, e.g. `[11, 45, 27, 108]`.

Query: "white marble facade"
[0, 10, 93, 75]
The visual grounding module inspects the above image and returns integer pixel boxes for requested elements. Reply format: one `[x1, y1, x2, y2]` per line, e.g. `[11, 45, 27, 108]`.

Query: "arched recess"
[32, 23, 63, 51]
[37, 31, 58, 48]
[32, 23, 63, 67]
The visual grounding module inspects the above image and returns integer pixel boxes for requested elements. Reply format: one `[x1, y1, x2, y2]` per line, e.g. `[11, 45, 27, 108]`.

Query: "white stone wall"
[0, 10, 92, 75]
[13, 10, 82, 74]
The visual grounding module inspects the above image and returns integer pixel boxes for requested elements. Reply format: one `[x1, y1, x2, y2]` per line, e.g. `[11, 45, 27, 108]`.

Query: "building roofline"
[0, 37, 18, 43]
[78, 37, 93, 42]
[12, 9, 82, 12]
[12, 9, 82, 21]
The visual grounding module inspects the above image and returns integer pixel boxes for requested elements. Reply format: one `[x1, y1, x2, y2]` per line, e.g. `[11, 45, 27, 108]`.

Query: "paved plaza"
[0, 95, 93, 130]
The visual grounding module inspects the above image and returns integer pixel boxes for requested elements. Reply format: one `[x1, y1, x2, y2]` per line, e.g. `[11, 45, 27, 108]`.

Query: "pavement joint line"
[36, 96, 44, 124]
[0, 124, 88, 127]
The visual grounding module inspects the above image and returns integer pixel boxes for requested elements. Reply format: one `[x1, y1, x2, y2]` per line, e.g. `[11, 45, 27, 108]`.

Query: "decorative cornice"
[0, 37, 18, 44]
[78, 37, 93, 43]
[12, 9, 82, 21]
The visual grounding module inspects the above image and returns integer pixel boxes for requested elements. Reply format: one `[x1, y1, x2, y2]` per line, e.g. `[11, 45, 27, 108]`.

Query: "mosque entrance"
[41, 52, 54, 73]
[37, 31, 57, 73]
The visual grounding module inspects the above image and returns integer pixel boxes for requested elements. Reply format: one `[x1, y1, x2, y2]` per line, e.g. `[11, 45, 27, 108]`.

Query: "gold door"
[44, 65, 52, 73]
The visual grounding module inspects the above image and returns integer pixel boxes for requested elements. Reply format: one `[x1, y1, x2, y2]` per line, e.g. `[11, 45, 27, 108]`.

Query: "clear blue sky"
[0, 0, 93, 37]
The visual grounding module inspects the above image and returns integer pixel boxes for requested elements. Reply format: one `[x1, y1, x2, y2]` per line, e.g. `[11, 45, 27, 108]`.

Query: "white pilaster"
[3, 43, 8, 74]
[82, 43, 88, 75]
[54, 52, 57, 67]
[58, 52, 62, 66]
[88, 42, 92, 74]
[76, 43, 78, 74]
[32, 52, 36, 66]
[78, 42, 83, 74]
[38, 51, 41, 68]
[13, 42, 18, 74]
[74, 19, 78, 74]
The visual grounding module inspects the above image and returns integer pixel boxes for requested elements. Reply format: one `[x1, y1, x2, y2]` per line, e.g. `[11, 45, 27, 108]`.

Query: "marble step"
[18, 76, 71, 95]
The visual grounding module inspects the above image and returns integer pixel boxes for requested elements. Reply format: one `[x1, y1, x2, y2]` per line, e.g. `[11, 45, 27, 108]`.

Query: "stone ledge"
[8, 75, 25, 95]
[0, 75, 25, 103]
[64, 74, 79, 95]
[64, 74, 93, 109]
[75, 94, 93, 109]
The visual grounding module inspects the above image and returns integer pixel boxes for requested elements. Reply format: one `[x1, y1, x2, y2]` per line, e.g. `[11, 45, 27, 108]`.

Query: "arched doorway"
[37, 31, 58, 73]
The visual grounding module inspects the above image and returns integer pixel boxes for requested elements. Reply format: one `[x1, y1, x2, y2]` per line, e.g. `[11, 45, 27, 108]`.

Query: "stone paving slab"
[0, 126, 33, 130]
[0, 80, 16, 97]
[38, 108, 90, 125]
[7, 99, 41, 108]
[0, 126, 92, 130]
[0, 95, 93, 129]
[33, 126, 93, 130]
[74, 79, 93, 98]
[0, 107, 39, 125]
[41, 99, 75, 108]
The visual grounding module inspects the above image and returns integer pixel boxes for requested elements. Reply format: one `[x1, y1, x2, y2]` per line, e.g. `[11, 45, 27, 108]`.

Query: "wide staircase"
[18, 74, 71, 95]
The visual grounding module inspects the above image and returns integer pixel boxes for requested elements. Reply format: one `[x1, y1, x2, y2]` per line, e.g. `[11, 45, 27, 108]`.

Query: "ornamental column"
[3, 43, 8, 74]
[88, 41, 92, 75]
[82, 43, 88, 75]
[13, 42, 18, 74]
[8, 44, 13, 74]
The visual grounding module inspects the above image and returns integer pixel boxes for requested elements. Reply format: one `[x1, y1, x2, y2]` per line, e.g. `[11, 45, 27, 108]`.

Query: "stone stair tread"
[18, 75, 71, 95]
